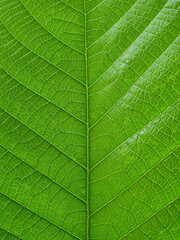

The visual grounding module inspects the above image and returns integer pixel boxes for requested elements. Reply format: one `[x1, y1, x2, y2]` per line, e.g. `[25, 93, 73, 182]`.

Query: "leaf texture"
[0, 0, 180, 239]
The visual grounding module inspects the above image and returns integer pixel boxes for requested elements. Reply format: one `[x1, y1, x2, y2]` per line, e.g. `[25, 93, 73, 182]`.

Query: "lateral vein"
[0, 192, 82, 240]
[90, 146, 179, 217]
[0, 226, 23, 240]
[90, 99, 179, 172]
[0, 20, 86, 87]
[0, 144, 86, 203]
[119, 197, 180, 239]
[0, 65, 87, 125]
[0, 106, 87, 170]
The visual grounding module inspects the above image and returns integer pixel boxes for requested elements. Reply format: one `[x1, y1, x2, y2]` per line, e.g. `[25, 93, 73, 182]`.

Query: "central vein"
[84, 0, 89, 239]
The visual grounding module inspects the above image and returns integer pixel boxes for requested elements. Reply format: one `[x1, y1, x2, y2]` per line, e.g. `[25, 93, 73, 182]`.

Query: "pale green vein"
[89, 35, 178, 129]
[0, 106, 87, 170]
[84, 0, 90, 239]
[60, 0, 84, 14]
[87, 0, 138, 48]
[0, 20, 86, 87]
[90, 99, 179, 172]
[0, 192, 82, 240]
[119, 197, 180, 239]
[0, 226, 22, 240]
[19, 0, 85, 55]
[87, 0, 105, 14]
[90, 145, 179, 217]
[0, 144, 86, 203]
[88, 0, 169, 88]
[0, 66, 86, 125]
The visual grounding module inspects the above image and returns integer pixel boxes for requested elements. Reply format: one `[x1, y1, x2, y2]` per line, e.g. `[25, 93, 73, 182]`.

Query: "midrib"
[84, 0, 90, 239]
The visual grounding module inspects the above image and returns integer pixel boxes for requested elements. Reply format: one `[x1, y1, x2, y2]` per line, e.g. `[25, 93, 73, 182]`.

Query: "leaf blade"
[0, 0, 180, 239]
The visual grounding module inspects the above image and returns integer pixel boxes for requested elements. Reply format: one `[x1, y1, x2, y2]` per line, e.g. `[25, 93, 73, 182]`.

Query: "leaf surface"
[0, 0, 180, 239]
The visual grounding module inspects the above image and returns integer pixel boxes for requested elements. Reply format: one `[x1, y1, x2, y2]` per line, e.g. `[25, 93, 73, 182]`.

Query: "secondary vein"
[0, 192, 82, 240]
[0, 144, 86, 203]
[0, 106, 87, 170]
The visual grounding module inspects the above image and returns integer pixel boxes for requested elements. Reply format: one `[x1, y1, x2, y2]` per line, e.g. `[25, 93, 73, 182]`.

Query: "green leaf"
[0, 0, 180, 239]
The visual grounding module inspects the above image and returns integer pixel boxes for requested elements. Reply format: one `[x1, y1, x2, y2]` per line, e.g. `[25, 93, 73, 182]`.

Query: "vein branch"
[90, 145, 179, 217]
[0, 144, 86, 203]
[90, 99, 179, 172]
[0, 226, 23, 240]
[1, 20, 86, 87]
[0, 106, 87, 170]
[0, 192, 82, 240]
[119, 197, 180, 239]
[1, 65, 86, 125]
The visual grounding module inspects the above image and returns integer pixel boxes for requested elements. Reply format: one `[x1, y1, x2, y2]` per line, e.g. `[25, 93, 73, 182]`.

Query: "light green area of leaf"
[0, 0, 180, 239]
